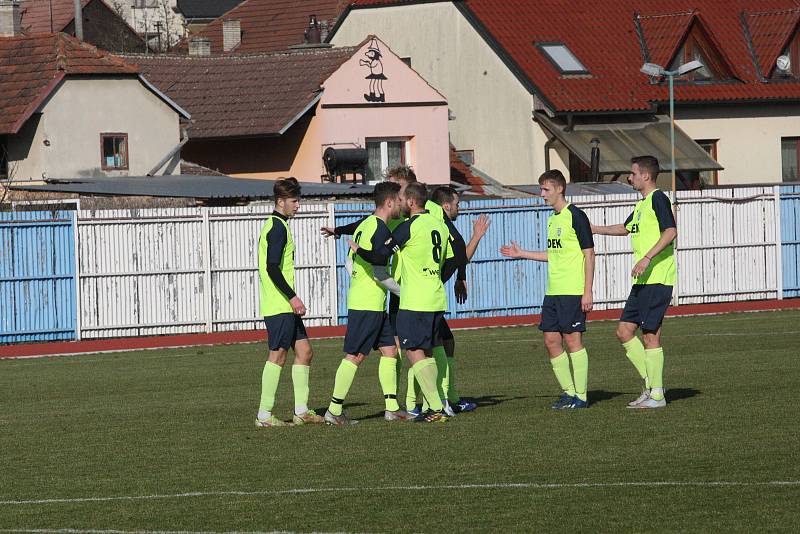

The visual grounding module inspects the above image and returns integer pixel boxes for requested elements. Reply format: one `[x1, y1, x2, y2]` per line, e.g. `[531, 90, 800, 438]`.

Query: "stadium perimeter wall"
[1, 186, 797, 346]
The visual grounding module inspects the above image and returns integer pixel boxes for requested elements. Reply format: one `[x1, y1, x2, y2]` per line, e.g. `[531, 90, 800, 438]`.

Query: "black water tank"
[323, 147, 368, 174]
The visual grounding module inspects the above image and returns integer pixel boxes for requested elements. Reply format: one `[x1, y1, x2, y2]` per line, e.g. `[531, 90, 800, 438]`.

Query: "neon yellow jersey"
[625, 189, 677, 286]
[387, 216, 405, 280]
[258, 214, 295, 316]
[393, 212, 451, 312]
[347, 215, 392, 311]
[546, 204, 594, 296]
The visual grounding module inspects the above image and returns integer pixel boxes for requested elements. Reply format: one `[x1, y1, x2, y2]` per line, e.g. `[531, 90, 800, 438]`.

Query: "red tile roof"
[348, 0, 800, 112]
[0, 33, 139, 135]
[130, 46, 356, 138]
[20, 0, 92, 34]
[745, 8, 800, 78]
[180, 0, 348, 55]
[449, 145, 484, 194]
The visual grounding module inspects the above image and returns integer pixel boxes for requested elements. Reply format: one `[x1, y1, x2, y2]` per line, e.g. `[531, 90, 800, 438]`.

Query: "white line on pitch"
[1, 480, 798, 507]
[0, 531, 294, 534]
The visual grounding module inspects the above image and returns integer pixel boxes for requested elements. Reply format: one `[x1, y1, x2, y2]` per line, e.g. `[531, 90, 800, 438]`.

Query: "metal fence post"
[327, 202, 339, 326]
[774, 185, 783, 300]
[72, 210, 82, 340]
[202, 207, 213, 333]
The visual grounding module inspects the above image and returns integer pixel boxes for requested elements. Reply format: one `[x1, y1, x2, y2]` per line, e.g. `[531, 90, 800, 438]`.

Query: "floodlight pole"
[669, 72, 676, 217]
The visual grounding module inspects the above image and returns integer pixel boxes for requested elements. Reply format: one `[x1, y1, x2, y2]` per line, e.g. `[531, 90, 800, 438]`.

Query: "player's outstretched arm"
[372, 265, 401, 296]
[582, 248, 595, 312]
[466, 214, 491, 261]
[590, 223, 629, 236]
[500, 241, 547, 262]
[320, 217, 366, 239]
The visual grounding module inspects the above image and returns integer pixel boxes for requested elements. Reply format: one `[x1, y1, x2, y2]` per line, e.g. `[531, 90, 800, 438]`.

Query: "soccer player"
[501, 170, 595, 409]
[408, 186, 490, 416]
[357, 181, 455, 422]
[320, 166, 415, 403]
[255, 178, 324, 427]
[590, 156, 676, 409]
[324, 181, 414, 425]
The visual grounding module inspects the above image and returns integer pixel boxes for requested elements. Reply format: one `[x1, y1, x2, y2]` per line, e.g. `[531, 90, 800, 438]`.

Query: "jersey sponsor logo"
[630, 223, 640, 234]
[422, 267, 441, 277]
[547, 238, 563, 249]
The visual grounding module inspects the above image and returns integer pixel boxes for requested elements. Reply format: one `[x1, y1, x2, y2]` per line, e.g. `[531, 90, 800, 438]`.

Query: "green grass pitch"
[1, 310, 799, 532]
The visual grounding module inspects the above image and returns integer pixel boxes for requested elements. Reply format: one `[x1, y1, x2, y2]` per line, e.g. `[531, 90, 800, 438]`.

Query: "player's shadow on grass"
[588, 390, 625, 404]
[665, 388, 700, 402]
[468, 394, 527, 408]
[356, 395, 526, 420]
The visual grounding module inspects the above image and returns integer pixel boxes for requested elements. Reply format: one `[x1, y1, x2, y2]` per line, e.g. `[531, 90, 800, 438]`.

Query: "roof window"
[536, 43, 589, 74]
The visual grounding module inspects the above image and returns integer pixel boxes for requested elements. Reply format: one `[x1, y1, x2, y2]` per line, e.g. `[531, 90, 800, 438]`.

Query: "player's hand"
[473, 214, 491, 238]
[320, 227, 338, 239]
[581, 292, 593, 312]
[347, 239, 359, 253]
[289, 296, 307, 316]
[631, 257, 651, 277]
[454, 279, 468, 304]
[500, 240, 523, 258]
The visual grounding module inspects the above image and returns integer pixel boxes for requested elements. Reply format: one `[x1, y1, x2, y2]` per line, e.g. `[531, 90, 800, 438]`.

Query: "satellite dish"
[776, 55, 791, 72]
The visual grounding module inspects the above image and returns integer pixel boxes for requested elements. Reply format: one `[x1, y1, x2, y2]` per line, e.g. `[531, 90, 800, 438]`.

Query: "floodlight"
[640, 63, 664, 77]
[677, 60, 704, 76]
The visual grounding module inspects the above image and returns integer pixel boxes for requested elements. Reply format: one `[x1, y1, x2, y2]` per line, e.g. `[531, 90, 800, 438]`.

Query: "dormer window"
[666, 21, 732, 81]
[772, 29, 800, 79]
[536, 43, 589, 75]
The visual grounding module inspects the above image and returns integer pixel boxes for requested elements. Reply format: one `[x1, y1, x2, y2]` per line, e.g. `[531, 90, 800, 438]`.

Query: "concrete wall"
[675, 104, 800, 185]
[331, 2, 568, 186]
[9, 77, 180, 180]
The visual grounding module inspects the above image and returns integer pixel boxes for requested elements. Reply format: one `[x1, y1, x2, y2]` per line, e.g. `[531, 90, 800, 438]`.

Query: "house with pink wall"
[131, 36, 450, 185]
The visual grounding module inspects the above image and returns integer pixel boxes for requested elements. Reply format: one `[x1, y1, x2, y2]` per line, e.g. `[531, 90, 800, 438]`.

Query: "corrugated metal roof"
[10, 176, 376, 199]
[535, 112, 723, 174]
[511, 182, 638, 196]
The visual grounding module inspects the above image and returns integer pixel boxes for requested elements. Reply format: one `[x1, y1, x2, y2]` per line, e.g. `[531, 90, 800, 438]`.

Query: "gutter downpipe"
[147, 129, 189, 176]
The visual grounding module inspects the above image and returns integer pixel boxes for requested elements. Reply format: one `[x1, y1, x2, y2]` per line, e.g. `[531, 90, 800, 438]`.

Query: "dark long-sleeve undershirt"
[265, 211, 296, 300]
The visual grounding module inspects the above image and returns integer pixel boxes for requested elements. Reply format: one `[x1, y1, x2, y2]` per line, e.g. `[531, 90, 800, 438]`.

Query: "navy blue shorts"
[396, 310, 444, 350]
[438, 318, 454, 342]
[620, 284, 673, 333]
[538, 295, 586, 333]
[264, 313, 308, 351]
[343, 310, 396, 356]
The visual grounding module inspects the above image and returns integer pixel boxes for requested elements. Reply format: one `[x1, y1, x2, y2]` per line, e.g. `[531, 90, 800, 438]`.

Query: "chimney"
[73, 0, 83, 40]
[0, 0, 21, 37]
[319, 20, 329, 42]
[304, 14, 320, 44]
[188, 37, 211, 57]
[222, 19, 241, 52]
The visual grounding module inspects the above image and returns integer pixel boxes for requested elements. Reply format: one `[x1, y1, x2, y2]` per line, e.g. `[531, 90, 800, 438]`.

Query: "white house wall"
[11, 77, 180, 180]
[332, 3, 568, 185]
[676, 104, 800, 185]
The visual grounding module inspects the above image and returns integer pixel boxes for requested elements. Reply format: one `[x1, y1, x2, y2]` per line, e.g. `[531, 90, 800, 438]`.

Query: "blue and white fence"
[780, 184, 800, 299]
[1, 186, 799, 343]
[0, 211, 77, 343]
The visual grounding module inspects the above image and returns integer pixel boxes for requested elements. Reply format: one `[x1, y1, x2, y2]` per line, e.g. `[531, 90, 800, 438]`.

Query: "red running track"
[2, 299, 799, 359]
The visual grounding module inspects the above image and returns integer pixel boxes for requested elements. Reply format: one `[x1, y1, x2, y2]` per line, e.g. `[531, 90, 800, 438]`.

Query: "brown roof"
[182, 0, 348, 55]
[130, 46, 356, 139]
[20, 0, 93, 34]
[0, 33, 139, 135]
[449, 145, 484, 195]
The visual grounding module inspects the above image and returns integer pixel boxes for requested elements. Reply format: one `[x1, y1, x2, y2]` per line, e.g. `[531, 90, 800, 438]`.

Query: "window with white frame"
[365, 138, 410, 181]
